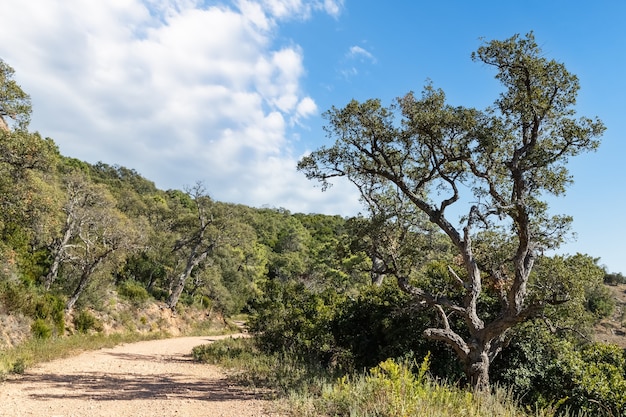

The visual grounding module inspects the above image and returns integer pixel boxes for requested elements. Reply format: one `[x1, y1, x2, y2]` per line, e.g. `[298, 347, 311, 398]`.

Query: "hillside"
[595, 283, 626, 348]
[0, 293, 223, 352]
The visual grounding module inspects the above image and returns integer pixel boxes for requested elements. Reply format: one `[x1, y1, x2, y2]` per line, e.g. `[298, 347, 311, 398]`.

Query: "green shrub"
[33, 293, 65, 334]
[149, 287, 169, 302]
[31, 318, 52, 339]
[604, 272, 626, 286]
[494, 326, 626, 416]
[332, 282, 462, 379]
[117, 280, 150, 305]
[195, 337, 334, 396]
[73, 309, 103, 333]
[11, 358, 26, 374]
[249, 279, 344, 366]
[250, 279, 462, 379]
[585, 284, 615, 318]
[193, 337, 254, 364]
[0, 280, 30, 313]
[564, 343, 626, 416]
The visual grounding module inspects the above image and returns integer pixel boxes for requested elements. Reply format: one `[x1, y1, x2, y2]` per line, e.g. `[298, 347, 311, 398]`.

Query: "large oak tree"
[298, 33, 605, 390]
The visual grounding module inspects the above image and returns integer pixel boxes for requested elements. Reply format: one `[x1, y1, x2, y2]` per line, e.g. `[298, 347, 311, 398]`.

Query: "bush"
[564, 343, 626, 416]
[249, 279, 344, 365]
[586, 284, 615, 318]
[73, 309, 103, 333]
[494, 325, 626, 416]
[332, 282, 462, 379]
[33, 293, 65, 334]
[193, 337, 254, 364]
[31, 318, 52, 339]
[0, 280, 30, 313]
[604, 272, 626, 286]
[11, 358, 26, 374]
[250, 279, 463, 379]
[117, 280, 150, 305]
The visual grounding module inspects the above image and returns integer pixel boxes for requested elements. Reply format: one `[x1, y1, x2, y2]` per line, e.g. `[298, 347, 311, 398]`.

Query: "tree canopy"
[0, 59, 31, 131]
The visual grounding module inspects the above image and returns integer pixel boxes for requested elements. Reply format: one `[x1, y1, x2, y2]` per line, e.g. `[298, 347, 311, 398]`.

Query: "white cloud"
[338, 45, 376, 79]
[296, 97, 317, 119]
[0, 0, 360, 214]
[347, 45, 377, 63]
[257, 0, 344, 20]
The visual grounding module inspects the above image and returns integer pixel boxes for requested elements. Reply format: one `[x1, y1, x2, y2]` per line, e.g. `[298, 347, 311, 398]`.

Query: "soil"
[0, 334, 282, 417]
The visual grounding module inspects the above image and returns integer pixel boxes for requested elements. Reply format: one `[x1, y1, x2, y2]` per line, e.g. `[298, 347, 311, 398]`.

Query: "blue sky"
[1, 1, 624, 273]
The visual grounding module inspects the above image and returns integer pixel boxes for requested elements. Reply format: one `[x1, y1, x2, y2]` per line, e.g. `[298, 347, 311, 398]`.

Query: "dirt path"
[0, 334, 281, 417]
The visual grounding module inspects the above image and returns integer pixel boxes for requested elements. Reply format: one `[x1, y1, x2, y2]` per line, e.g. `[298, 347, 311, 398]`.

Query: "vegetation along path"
[0, 334, 278, 417]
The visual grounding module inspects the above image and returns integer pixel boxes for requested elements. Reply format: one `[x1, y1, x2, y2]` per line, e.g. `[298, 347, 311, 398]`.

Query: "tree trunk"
[371, 255, 385, 286]
[166, 272, 188, 310]
[44, 220, 75, 290]
[465, 347, 491, 391]
[166, 248, 209, 310]
[65, 271, 90, 311]
[44, 250, 63, 290]
[65, 253, 109, 311]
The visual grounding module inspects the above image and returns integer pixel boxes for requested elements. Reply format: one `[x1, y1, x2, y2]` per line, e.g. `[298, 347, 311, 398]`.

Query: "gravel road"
[0, 335, 280, 417]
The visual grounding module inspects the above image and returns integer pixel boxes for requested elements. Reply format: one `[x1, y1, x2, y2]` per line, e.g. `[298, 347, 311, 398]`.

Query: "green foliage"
[30, 318, 52, 339]
[11, 358, 26, 374]
[0, 280, 31, 313]
[249, 278, 464, 380]
[585, 284, 615, 318]
[192, 336, 254, 364]
[73, 309, 103, 333]
[194, 336, 337, 397]
[562, 343, 626, 416]
[604, 272, 626, 286]
[0, 281, 65, 335]
[493, 324, 626, 416]
[33, 293, 65, 334]
[0, 59, 32, 130]
[117, 280, 150, 306]
[333, 282, 462, 379]
[249, 279, 346, 365]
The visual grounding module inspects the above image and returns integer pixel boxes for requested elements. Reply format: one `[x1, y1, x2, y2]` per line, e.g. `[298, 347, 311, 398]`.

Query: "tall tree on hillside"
[166, 183, 250, 310]
[44, 171, 107, 290]
[54, 178, 140, 311]
[298, 33, 605, 390]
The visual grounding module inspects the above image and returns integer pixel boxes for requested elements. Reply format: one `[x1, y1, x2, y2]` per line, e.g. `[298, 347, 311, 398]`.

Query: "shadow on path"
[13, 371, 261, 403]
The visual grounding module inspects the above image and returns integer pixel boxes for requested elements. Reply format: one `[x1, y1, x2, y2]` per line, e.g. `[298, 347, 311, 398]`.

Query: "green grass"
[192, 338, 587, 417]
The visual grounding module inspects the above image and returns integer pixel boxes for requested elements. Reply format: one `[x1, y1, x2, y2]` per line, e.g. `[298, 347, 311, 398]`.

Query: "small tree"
[298, 33, 604, 390]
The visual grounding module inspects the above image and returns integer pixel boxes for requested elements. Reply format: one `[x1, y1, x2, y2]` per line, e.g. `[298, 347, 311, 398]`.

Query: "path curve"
[0, 334, 280, 417]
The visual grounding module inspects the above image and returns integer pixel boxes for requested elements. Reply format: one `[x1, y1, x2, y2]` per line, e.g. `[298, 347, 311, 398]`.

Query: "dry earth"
[0, 334, 282, 417]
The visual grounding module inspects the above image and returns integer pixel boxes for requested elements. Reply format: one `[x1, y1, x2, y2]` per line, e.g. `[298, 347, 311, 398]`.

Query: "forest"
[1, 34, 626, 416]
